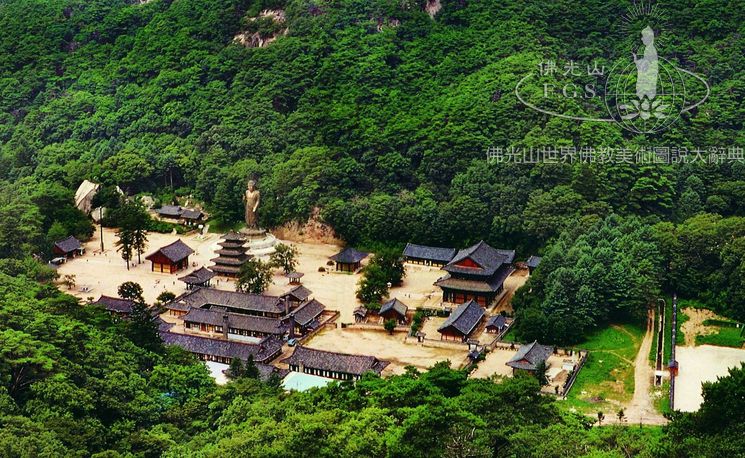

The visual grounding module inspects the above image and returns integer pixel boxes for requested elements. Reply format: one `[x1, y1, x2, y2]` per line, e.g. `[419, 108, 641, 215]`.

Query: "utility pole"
[100, 207, 104, 252]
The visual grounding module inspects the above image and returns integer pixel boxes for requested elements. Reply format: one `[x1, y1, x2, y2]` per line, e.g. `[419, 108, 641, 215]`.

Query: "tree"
[155, 291, 176, 308]
[127, 297, 161, 353]
[369, 249, 406, 286]
[118, 281, 145, 304]
[384, 318, 397, 335]
[236, 258, 273, 294]
[0, 329, 56, 398]
[62, 274, 76, 290]
[113, 199, 150, 264]
[244, 355, 260, 379]
[617, 408, 625, 423]
[356, 264, 389, 304]
[269, 243, 299, 274]
[534, 360, 549, 386]
[597, 411, 605, 426]
[228, 358, 245, 379]
[115, 227, 134, 270]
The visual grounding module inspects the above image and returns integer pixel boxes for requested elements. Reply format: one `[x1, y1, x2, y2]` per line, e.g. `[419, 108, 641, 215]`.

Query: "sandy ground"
[470, 348, 515, 378]
[674, 345, 745, 412]
[304, 327, 467, 375]
[490, 269, 528, 314]
[680, 307, 725, 346]
[56, 227, 228, 304]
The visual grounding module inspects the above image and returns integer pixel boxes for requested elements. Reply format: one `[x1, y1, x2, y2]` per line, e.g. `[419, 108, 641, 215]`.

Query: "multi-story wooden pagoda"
[210, 231, 251, 277]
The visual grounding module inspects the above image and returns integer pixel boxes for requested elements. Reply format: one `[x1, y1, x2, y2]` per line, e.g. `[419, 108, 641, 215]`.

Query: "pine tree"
[115, 228, 134, 270]
[244, 355, 260, 379]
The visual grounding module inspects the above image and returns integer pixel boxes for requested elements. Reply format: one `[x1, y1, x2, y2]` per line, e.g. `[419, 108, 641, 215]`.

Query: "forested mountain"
[1, 0, 743, 249]
[1, 0, 744, 343]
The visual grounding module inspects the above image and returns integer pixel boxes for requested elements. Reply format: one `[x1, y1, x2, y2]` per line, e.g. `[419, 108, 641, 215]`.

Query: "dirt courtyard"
[470, 348, 515, 378]
[56, 227, 227, 304]
[58, 227, 457, 324]
[674, 344, 745, 412]
[304, 327, 468, 375]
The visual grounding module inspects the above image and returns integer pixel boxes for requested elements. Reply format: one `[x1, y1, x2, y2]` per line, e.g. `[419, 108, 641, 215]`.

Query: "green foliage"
[118, 281, 145, 304]
[384, 318, 396, 334]
[513, 215, 660, 344]
[269, 242, 299, 274]
[236, 258, 273, 294]
[0, 271, 215, 456]
[356, 263, 389, 304]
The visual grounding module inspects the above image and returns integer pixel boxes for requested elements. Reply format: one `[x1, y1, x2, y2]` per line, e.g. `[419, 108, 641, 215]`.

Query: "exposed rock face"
[425, 0, 442, 17]
[233, 9, 288, 49]
[272, 207, 341, 245]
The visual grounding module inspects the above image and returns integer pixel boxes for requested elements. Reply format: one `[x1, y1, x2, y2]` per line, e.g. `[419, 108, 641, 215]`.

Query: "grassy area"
[500, 328, 518, 342]
[653, 380, 671, 415]
[563, 323, 645, 414]
[205, 218, 244, 234]
[695, 325, 744, 348]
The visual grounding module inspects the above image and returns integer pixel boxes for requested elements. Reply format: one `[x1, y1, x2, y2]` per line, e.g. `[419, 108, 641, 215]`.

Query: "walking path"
[622, 310, 667, 425]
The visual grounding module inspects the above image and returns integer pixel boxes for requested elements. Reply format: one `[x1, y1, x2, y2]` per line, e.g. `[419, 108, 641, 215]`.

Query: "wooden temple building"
[159, 331, 282, 365]
[282, 345, 389, 381]
[329, 247, 368, 272]
[53, 235, 84, 259]
[165, 288, 289, 318]
[210, 232, 250, 277]
[145, 239, 194, 274]
[178, 266, 216, 290]
[93, 295, 135, 318]
[506, 341, 553, 375]
[437, 299, 485, 341]
[434, 240, 515, 306]
[402, 243, 457, 267]
[378, 298, 408, 324]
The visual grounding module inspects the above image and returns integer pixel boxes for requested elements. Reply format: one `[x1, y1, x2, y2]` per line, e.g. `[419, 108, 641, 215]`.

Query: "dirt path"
[622, 311, 667, 426]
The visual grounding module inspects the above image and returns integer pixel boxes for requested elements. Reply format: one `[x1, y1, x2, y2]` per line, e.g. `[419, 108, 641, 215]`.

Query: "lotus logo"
[516, 22, 709, 134]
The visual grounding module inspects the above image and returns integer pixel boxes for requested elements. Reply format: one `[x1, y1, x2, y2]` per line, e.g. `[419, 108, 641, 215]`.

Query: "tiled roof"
[54, 236, 82, 254]
[282, 346, 389, 376]
[222, 231, 247, 242]
[506, 341, 553, 371]
[157, 205, 182, 217]
[290, 299, 325, 327]
[330, 247, 368, 264]
[486, 315, 507, 329]
[210, 254, 250, 265]
[178, 267, 216, 285]
[403, 243, 457, 263]
[435, 264, 515, 293]
[183, 307, 286, 335]
[93, 295, 134, 314]
[166, 287, 284, 314]
[281, 285, 312, 302]
[438, 299, 484, 336]
[160, 331, 281, 363]
[379, 298, 408, 317]
[285, 271, 304, 279]
[180, 209, 203, 220]
[146, 239, 194, 263]
[353, 307, 367, 317]
[526, 256, 542, 268]
[444, 241, 515, 277]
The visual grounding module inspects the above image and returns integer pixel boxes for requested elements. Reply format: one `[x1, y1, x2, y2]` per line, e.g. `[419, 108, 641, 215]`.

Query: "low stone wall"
[403, 335, 469, 350]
